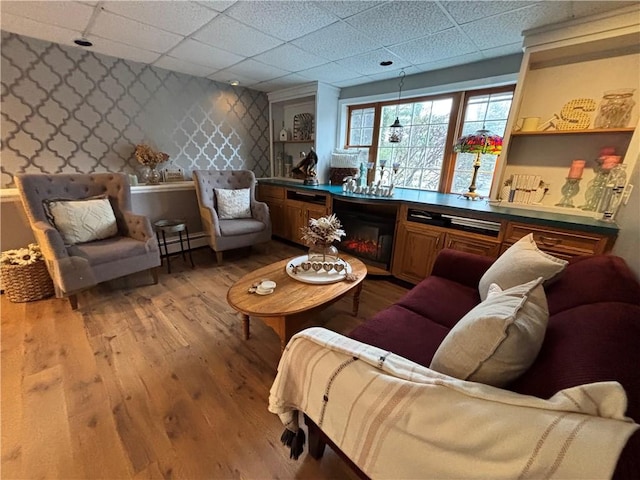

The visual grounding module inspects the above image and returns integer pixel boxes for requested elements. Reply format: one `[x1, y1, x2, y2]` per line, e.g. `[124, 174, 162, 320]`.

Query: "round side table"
[154, 219, 195, 274]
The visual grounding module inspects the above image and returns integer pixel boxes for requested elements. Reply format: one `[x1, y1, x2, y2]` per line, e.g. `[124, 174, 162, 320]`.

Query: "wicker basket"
[1, 260, 55, 303]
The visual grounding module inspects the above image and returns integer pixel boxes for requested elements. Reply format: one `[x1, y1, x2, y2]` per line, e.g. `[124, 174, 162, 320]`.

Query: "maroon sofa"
[306, 248, 640, 479]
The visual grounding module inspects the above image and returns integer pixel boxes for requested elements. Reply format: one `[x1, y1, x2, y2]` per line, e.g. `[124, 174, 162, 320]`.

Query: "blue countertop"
[258, 178, 619, 235]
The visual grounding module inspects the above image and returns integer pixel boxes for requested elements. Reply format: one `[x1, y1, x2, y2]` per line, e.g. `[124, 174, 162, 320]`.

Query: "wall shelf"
[511, 128, 635, 136]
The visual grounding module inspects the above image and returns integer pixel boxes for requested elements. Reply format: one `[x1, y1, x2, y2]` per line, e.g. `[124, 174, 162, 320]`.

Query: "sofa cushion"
[67, 236, 149, 265]
[545, 254, 640, 316]
[430, 277, 549, 387]
[215, 188, 251, 219]
[394, 276, 481, 330]
[478, 233, 567, 301]
[349, 304, 450, 367]
[509, 301, 640, 421]
[219, 218, 266, 236]
[46, 197, 118, 245]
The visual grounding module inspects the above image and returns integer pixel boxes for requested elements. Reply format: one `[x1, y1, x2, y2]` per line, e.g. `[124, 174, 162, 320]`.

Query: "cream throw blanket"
[269, 327, 638, 479]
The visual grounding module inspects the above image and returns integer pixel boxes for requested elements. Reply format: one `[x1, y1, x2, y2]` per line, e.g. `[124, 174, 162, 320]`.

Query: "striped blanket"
[269, 327, 638, 479]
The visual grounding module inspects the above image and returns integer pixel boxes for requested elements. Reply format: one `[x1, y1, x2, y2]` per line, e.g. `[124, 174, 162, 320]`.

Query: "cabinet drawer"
[445, 232, 500, 258]
[504, 222, 611, 256]
[257, 184, 284, 201]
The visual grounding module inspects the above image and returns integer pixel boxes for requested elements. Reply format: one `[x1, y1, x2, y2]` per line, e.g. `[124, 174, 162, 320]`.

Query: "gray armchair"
[193, 170, 271, 264]
[15, 173, 160, 309]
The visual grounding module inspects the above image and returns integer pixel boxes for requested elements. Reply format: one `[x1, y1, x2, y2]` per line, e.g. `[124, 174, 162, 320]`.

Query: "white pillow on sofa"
[478, 233, 567, 301]
[215, 188, 251, 219]
[46, 197, 118, 245]
[430, 277, 549, 387]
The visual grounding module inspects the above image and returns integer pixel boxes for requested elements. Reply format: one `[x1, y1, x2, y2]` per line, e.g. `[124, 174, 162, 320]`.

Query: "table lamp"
[454, 128, 503, 200]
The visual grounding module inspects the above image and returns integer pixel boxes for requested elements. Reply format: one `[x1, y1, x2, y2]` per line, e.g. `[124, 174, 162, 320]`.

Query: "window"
[450, 90, 514, 197]
[345, 86, 514, 194]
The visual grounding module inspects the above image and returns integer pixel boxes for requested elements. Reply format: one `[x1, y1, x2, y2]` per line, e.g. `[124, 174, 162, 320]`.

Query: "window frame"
[345, 85, 514, 192]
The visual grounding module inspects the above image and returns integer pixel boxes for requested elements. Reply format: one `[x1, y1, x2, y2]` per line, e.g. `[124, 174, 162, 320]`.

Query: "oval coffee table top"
[227, 254, 367, 318]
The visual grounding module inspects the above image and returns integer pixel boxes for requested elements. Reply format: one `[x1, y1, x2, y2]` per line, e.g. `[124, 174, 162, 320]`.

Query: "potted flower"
[300, 214, 346, 262]
[134, 144, 169, 185]
[1, 243, 54, 302]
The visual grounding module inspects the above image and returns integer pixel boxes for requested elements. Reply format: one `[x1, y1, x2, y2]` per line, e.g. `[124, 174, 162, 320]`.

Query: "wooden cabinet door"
[391, 223, 444, 284]
[444, 232, 500, 258]
[284, 203, 304, 243]
[305, 204, 328, 223]
[267, 200, 286, 238]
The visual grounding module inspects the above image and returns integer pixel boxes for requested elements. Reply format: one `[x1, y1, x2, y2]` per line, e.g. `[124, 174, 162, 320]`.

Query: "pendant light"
[388, 70, 406, 143]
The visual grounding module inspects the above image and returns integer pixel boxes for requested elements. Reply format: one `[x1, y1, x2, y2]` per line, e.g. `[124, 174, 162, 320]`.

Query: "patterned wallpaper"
[0, 32, 270, 188]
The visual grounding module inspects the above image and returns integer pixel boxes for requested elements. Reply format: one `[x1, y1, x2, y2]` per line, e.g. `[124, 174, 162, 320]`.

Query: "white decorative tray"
[285, 255, 352, 285]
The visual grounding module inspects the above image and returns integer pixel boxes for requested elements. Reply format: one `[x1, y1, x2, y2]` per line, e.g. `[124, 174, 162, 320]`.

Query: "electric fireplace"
[337, 211, 394, 270]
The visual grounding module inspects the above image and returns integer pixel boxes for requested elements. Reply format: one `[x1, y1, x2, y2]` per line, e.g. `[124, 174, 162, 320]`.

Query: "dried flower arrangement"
[1, 243, 43, 266]
[134, 144, 169, 168]
[300, 214, 345, 246]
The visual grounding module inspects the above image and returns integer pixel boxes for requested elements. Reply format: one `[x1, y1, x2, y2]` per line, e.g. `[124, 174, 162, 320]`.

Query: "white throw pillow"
[430, 277, 549, 387]
[47, 197, 118, 245]
[478, 233, 567, 301]
[215, 188, 252, 220]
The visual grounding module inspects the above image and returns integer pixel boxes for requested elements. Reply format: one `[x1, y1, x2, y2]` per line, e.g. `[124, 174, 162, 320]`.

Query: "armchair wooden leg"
[215, 251, 223, 265]
[68, 294, 78, 310]
[151, 267, 159, 284]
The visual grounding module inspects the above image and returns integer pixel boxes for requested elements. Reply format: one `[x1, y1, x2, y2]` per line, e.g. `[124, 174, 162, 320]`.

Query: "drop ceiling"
[0, 1, 635, 93]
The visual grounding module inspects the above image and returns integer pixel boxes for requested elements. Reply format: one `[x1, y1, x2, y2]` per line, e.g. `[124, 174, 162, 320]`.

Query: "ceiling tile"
[168, 39, 243, 70]
[154, 56, 215, 78]
[86, 35, 162, 64]
[252, 44, 329, 72]
[297, 62, 361, 83]
[480, 42, 523, 59]
[251, 74, 311, 92]
[440, 1, 536, 25]
[208, 71, 259, 86]
[570, 1, 638, 18]
[389, 28, 477, 65]
[223, 59, 289, 82]
[90, 10, 184, 53]
[366, 65, 421, 82]
[0, 0, 94, 31]
[101, 1, 218, 36]
[224, 1, 338, 41]
[462, 3, 570, 50]
[292, 21, 381, 61]
[196, 1, 237, 13]
[314, 1, 386, 19]
[346, 1, 454, 46]
[336, 48, 411, 76]
[0, 12, 81, 47]
[333, 76, 374, 88]
[414, 52, 484, 73]
[193, 14, 282, 57]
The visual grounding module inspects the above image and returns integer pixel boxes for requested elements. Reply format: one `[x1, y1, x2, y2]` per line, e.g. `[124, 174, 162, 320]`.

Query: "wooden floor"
[1, 241, 408, 479]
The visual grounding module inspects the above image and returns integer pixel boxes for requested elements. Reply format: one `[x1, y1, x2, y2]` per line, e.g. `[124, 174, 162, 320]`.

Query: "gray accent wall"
[0, 32, 270, 188]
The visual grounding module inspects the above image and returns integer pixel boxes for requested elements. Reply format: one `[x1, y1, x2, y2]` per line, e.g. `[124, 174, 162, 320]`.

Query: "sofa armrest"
[199, 205, 221, 237]
[430, 248, 494, 289]
[31, 220, 68, 260]
[122, 210, 154, 242]
[251, 200, 271, 227]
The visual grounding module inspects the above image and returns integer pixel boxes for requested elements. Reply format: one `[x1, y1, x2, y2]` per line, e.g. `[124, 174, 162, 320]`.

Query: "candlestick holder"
[555, 178, 581, 208]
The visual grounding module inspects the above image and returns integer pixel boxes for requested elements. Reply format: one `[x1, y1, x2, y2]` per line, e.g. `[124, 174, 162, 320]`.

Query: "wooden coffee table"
[227, 255, 367, 351]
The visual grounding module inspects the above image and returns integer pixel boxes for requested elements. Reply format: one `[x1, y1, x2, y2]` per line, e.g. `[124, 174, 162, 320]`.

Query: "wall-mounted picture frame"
[162, 168, 185, 182]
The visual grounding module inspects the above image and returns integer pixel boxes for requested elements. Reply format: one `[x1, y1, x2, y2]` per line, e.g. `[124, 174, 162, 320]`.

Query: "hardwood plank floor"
[1, 241, 408, 479]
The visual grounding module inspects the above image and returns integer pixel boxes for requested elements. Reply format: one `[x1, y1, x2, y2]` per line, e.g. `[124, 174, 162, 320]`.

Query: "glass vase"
[594, 89, 635, 129]
[308, 244, 339, 263]
[146, 165, 162, 185]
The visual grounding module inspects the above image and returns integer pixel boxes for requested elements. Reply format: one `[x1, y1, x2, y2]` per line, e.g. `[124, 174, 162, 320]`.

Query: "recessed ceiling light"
[230, 80, 240, 86]
[74, 38, 93, 47]
[380, 61, 393, 66]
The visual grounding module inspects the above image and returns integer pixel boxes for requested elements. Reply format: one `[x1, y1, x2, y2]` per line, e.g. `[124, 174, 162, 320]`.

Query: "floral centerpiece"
[300, 214, 345, 262]
[1, 243, 54, 302]
[134, 144, 169, 184]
